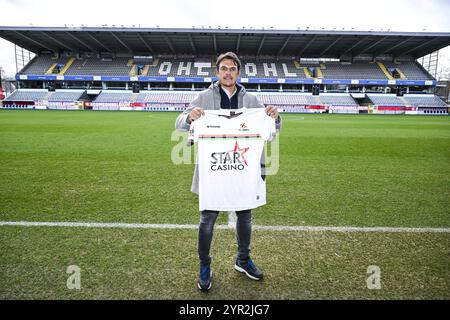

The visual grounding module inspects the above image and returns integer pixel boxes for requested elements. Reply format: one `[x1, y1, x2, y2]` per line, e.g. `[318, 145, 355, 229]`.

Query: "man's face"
[216, 58, 240, 88]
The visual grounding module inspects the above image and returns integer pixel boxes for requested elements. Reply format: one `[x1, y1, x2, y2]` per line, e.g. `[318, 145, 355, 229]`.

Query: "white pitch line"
[0, 221, 199, 230]
[228, 211, 237, 227]
[252, 225, 450, 233]
[0, 221, 449, 233]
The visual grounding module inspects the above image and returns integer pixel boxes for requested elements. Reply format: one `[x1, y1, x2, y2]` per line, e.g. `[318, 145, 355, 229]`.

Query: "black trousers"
[198, 209, 252, 266]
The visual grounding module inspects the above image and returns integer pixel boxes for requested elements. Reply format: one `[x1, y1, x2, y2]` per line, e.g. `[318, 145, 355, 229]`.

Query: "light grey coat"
[175, 81, 281, 194]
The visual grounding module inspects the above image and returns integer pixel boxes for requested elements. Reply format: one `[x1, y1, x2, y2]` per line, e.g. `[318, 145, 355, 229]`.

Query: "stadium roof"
[1, 26, 449, 59]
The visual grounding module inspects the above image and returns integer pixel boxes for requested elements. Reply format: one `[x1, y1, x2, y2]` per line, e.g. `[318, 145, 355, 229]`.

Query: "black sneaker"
[197, 264, 212, 291]
[234, 258, 264, 280]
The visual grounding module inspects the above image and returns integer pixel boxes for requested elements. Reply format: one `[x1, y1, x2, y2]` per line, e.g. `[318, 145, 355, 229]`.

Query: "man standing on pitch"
[175, 52, 281, 291]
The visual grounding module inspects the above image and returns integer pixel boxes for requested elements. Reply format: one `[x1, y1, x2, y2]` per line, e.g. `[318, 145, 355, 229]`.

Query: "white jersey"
[189, 108, 276, 211]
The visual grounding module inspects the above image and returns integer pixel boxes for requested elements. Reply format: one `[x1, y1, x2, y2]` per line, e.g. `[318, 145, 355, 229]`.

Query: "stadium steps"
[151, 59, 159, 67]
[44, 91, 54, 100]
[129, 65, 137, 76]
[313, 96, 321, 105]
[145, 59, 160, 74]
[398, 96, 409, 105]
[130, 93, 139, 103]
[59, 58, 75, 75]
[141, 65, 150, 76]
[293, 61, 301, 69]
[316, 68, 324, 78]
[377, 62, 394, 80]
[45, 63, 58, 75]
[303, 67, 313, 78]
[395, 68, 407, 80]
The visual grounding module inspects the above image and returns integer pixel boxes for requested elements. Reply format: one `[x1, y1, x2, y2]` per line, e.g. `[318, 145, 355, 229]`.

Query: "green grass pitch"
[0, 109, 449, 299]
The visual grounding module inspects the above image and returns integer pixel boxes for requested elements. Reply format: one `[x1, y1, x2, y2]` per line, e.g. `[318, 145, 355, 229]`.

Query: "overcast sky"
[1, 0, 449, 77]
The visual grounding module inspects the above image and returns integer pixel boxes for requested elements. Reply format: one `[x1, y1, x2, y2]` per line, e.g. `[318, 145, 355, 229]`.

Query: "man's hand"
[265, 105, 279, 119]
[188, 107, 205, 123]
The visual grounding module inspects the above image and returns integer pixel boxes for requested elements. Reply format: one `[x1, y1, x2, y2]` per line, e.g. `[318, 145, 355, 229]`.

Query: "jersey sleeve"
[187, 115, 205, 145]
[268, 115, 277, 141]
[262, 112, 277, 142]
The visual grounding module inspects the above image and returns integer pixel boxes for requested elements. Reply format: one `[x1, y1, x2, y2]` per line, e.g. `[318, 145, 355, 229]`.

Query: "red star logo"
[230, 141, 249, 166]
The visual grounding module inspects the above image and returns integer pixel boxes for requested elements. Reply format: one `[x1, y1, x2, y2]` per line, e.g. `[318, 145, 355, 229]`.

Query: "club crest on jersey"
[210, 141, 249, 171]
[239, 123, 249, 131]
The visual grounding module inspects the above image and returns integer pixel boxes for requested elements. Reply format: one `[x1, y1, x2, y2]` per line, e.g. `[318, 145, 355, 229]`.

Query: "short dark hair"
[216, 52, 241, 71]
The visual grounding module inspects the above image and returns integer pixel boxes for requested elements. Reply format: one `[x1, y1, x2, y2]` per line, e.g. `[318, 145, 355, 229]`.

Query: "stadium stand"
[240, 60, 303, 79]
[136, 91, 197, 104]
[1, 26, 448, 115]
[256, 93, 318, 105]
[4, 89, 84, 102]
[319, 94, 358, 106]
[18, 56, 309, 79]
[322, 62, 388, 79]
[65, 57, 131, 76]
[4, 89, 51, 101]
[20, 55, 69, 75]
[403, 94, 447, 107]
[93, 91, 133, 103]
[366, 93, 448, 114]
[47, 90, 85, 101]
[383, 62, 434, 80]
[367, 94, 407, 106]
[21, 56, 428, 80]
[3, 88, 447, 114]
[2, 89, 84, 110]
[146, 59, 206, 77]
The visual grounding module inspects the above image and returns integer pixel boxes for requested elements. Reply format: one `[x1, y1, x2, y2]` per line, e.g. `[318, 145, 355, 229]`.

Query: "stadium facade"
[0, 26, 449, 114]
